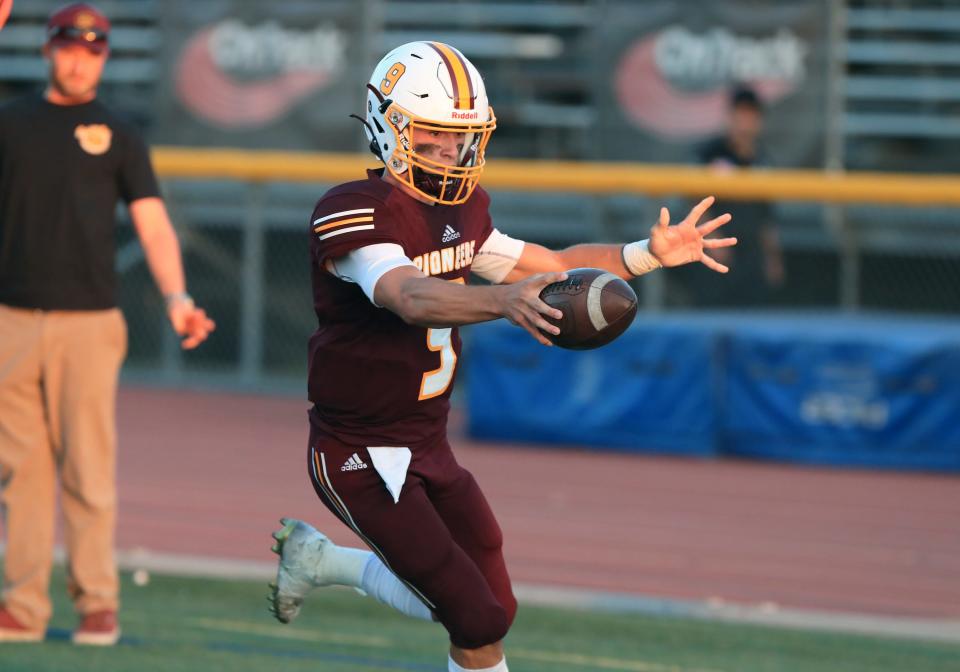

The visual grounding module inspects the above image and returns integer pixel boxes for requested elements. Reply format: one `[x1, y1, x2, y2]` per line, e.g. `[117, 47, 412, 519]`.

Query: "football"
[538, 268, 638, 350]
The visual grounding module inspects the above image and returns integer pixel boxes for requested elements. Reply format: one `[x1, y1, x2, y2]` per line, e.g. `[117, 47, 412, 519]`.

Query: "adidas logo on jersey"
[441, 225, 461, 243]
[341, 453, 368, 472]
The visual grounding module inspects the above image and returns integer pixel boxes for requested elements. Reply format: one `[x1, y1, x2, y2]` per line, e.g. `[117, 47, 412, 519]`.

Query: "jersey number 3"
[419, 328, 456, 400]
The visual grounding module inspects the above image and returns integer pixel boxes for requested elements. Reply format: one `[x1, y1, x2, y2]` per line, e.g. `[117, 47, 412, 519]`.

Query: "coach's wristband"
[164, 292, 194, 309]
[622, 240, 662, 276]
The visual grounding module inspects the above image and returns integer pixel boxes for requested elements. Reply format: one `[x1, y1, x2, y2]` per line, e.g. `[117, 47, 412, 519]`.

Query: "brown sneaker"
[0, 606, 44, 643]
[72, 610, 120, 646]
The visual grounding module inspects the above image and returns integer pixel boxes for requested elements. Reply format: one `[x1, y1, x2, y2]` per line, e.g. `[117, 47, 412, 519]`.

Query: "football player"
[270, 41, 736, 672]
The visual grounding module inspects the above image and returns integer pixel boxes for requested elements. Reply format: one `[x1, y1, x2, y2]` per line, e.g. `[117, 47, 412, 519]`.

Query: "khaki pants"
[0, 304, 126, 630]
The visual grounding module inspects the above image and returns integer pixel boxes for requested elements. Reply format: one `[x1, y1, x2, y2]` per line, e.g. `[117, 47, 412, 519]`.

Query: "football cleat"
[268, 517, 332, 624]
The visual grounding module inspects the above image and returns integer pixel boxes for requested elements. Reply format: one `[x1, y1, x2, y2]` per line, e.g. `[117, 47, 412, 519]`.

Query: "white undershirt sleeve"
[327, 243, 418, 306]
[471, 228, 525, 284]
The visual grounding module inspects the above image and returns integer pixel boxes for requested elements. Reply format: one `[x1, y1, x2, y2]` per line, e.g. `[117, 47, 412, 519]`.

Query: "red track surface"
[115, 386, 960, 620]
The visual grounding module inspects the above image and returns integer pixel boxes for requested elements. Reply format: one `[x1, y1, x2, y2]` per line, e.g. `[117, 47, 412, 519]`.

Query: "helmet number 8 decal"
[380, 62, 406, 95]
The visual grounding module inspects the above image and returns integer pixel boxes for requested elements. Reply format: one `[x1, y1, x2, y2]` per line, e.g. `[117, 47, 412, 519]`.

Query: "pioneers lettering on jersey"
[413, 240, 475, 277]
[74, 124, 112, 155]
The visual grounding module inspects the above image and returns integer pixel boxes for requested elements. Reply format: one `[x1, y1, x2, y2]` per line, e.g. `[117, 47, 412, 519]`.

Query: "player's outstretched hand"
[167, 297, 216, 350]
[648, 196, 737, 272]
[497, 272, 566, 346]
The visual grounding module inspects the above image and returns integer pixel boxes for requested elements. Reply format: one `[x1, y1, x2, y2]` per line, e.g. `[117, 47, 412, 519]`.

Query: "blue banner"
[722, 315, 960, 470]
[465, 318, 719, 455]
[465, 312, 960, 472]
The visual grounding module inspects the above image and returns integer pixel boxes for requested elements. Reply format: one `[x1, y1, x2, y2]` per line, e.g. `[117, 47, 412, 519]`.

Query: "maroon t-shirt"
[308, 170, 494, 446]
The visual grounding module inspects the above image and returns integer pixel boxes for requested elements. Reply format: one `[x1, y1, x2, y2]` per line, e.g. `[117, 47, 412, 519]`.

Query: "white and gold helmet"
[361, 41, 496, 205]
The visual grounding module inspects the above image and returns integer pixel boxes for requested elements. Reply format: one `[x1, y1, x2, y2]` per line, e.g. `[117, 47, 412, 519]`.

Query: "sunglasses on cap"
[48, 26, 108, 43]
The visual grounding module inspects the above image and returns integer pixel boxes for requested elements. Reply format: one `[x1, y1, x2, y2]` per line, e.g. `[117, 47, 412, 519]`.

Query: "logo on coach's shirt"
[74, 124, 112, 155]
[441, 225, 461, 243]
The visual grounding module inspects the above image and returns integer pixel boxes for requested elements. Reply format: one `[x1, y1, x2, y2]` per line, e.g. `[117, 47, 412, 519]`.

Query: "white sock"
[320, 544, 370, 587]
[358, 554, 433, 621]
[448, 655, 508, 672]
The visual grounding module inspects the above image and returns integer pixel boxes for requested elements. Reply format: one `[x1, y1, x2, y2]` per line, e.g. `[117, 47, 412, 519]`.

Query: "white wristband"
[622, 240, 662, 276]
[164, 292, 194, 310]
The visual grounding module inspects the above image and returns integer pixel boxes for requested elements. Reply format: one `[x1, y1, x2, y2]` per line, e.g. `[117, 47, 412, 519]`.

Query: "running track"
[114, 386, 960, 620]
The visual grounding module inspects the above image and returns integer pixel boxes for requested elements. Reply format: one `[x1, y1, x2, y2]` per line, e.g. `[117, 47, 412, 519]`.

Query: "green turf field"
[1, 569, 958, 672]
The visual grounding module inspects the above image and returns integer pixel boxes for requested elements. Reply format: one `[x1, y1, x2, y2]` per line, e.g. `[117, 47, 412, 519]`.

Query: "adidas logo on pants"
[341, 453, 369, 472]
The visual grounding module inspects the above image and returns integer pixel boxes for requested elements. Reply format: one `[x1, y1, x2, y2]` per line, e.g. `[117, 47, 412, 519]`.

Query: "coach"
[0, 3, 213, 645]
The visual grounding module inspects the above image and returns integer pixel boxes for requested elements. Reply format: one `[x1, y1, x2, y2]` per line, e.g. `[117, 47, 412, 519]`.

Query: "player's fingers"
[658, 206, 670, 229]
[520, 320, 554, 346]
[515, 304, 558, 334]
[531, 297, 563, 321]
[696, 216, 732, 240]
[530, 327, 554, 346]
[686, 196, 715, 225]
[700, 253, 729, 273]
[697, 212, 732, 236]
[531, 313, 560, 336]
[532, 271, 568, 289]
[703, 236, 738, 249]
[515, 313, 555, 345]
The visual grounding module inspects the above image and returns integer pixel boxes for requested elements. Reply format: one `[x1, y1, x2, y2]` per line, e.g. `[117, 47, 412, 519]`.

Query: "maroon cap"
[46, 3, 110, 54]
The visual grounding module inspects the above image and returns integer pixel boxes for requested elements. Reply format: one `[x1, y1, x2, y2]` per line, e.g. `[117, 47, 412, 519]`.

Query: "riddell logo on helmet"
[451, 110, 479, 120]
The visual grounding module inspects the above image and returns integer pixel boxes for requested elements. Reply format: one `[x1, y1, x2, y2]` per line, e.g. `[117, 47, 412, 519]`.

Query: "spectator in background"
[680, 86, 785, 307]
[0, 3, 214, 646]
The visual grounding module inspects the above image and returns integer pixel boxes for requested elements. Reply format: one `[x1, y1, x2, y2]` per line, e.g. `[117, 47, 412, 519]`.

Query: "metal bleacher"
[380, 1, 596, 161]
[842, 0, 960, 173]
[836, 1, 960, 312]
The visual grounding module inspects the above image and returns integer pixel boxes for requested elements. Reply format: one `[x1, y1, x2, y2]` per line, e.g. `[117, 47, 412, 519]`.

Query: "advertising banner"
[154, 0, 370, 150]
[722, 315, 960, 471]
[596, 0, 830, 166]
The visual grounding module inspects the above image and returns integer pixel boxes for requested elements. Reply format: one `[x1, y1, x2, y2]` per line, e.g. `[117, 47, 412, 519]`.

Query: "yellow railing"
[152, 147, 960, 207]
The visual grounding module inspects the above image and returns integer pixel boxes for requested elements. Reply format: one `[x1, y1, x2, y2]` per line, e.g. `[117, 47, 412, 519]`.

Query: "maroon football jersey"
[307, 169, 494, 446]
